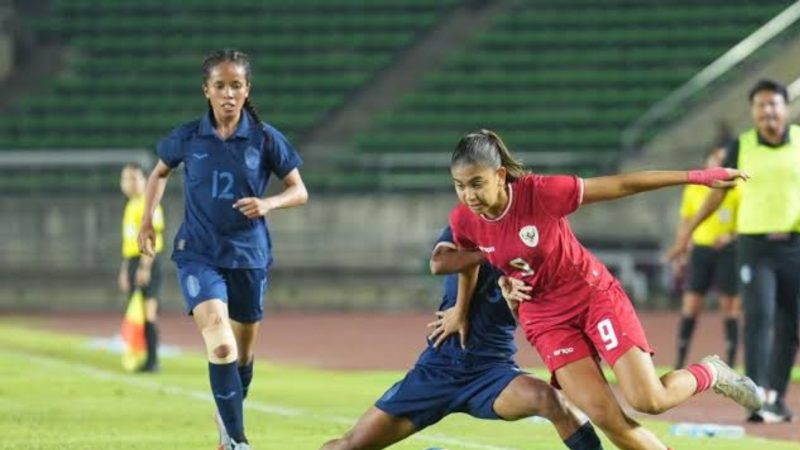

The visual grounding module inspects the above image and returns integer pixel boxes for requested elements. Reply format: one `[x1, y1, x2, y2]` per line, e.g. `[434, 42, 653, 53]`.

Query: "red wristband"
[687, 167, 729, 186]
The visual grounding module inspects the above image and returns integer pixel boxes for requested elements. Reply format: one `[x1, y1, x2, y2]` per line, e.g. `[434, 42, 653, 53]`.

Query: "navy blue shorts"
[375, 360, 524, 430]
[176, 261, 267, 323]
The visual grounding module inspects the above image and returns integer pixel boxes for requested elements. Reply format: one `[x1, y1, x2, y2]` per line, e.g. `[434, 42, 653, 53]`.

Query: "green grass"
[0, 324, 796, 450]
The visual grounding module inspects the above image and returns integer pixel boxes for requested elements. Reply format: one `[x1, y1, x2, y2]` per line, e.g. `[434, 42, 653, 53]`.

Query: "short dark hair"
[748, 79, 789, 103]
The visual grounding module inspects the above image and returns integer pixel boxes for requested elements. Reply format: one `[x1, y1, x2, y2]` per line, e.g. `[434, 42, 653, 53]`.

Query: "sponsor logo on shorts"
[519, 225, 539, 248]
[553, 347, 574, 357]
[185, 275, 200, 298]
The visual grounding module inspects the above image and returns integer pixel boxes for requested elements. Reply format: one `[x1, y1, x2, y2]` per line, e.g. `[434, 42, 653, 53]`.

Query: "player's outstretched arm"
[429, 243, 485, 275]
[138, 160, 172, 257]
[582, 168, 746, 206]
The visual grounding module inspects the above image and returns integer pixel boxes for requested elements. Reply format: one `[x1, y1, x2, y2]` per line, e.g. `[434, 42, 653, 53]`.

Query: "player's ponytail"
[243, 98, 263, 125]
[451, 129, 529, 182]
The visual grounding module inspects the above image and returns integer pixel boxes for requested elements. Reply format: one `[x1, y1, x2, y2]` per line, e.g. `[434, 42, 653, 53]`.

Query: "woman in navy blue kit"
[138, 49, 307, 450]
[320, 226, 603, 450]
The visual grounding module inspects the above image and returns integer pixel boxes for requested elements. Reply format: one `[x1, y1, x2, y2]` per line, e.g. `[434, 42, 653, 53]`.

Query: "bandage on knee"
[202, 324, 238, 364]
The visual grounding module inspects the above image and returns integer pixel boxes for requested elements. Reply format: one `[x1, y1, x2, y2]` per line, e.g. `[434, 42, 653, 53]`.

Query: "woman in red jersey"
[447, 129, 760, 450]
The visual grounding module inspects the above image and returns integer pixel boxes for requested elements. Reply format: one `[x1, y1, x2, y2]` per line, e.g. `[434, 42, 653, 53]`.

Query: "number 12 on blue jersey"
[212, 171, 235, 200]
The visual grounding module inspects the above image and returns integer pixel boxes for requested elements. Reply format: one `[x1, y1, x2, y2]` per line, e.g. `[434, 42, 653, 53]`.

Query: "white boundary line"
[6, 352, 520, 450]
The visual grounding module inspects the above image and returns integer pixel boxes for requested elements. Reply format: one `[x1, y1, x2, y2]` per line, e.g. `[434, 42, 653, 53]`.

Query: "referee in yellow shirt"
[669, 147, 740, 370]
[119, 163, 165, 372]
[674, 79, 799, 422]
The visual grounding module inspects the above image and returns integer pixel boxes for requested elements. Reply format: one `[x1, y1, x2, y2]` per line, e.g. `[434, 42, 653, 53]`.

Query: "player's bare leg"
[493, 375, 584, 439]
[614, 346, 761, 415]
[144, 298, 158, 322]
[557, 357, 667, 450]
[194, 300, 248, 446]
[210, 319, 261, 449]
[615, 347, 698, 415]
[319, 407, 416, 450]
[193, 299, 238, 363]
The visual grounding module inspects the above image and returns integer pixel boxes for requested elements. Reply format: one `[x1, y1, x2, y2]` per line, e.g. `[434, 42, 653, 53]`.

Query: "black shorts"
[687, 244, 737, 296]
[126, 255, 164, 300]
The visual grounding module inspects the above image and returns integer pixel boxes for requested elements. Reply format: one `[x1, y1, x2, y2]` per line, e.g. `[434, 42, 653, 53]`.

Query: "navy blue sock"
[563, 422, 603, 450]
[675, 316, 696, 369]
[238, 361, 254, 400]
[724, 317, 738, 367]
[209, 361, 246, 443]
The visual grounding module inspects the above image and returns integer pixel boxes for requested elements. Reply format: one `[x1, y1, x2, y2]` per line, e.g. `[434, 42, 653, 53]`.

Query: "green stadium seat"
[2, 0, 458, 151]
[354, 0, 792, 178]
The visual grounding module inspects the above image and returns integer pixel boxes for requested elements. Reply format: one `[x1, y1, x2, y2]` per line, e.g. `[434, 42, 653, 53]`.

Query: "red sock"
[687, 363, 714, 394]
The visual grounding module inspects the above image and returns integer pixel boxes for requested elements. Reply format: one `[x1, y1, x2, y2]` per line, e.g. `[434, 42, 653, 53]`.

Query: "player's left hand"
[499, 276, 532, 302]
[687, 167, 749, 188]
[427, 307, 470, 350]
[233, 197, 273, 219]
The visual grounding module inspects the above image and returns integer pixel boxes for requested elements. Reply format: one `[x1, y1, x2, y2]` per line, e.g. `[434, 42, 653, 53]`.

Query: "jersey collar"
[756, 126, 790, 148]
[481, 184, 513, 222]
[199, 110, 252, 140]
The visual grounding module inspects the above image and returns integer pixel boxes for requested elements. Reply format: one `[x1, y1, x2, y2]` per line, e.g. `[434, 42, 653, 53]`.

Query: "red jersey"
[450, 174, 617, 318]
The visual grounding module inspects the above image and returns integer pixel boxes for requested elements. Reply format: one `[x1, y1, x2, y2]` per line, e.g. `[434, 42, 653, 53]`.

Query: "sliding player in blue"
[320, 226, 603, 450]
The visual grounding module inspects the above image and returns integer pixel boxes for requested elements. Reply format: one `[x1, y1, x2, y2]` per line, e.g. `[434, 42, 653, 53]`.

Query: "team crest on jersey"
[519, 225, 539, 248]
[245, 146, 260, 170]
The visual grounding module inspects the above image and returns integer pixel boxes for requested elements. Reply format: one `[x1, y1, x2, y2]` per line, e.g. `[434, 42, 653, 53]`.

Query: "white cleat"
[702, 355, 763, 411]
[214, 411, 232, 450]
[231, 439, 251, 450]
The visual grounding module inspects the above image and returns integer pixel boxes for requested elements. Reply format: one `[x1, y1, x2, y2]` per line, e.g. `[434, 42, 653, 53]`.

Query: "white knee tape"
[202, 324, 238, 364]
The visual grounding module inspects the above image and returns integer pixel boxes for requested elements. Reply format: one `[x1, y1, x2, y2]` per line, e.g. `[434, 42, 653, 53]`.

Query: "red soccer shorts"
[520, 281, 653, 386]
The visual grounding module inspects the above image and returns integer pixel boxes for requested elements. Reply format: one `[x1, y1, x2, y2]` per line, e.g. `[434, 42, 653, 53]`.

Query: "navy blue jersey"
[419, 227, 517, 364]
[157, 111, 302, 269]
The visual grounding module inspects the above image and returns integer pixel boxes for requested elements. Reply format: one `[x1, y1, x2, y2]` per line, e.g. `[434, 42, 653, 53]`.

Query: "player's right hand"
[687, 167, 749, 188]
[499, 276, 532, 302]
[137, 223, 156, 257]
[427, 307, 470, 350]
[664, 230, 691, 263]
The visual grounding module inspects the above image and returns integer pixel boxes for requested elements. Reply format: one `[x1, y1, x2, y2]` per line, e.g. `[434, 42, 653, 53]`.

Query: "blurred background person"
[667, 145, 740, 370]
[119, 162, 165, 373]
[673, 79, 799, 423]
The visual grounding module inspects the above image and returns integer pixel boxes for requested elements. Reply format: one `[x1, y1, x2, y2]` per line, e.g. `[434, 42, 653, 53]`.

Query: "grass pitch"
[0, 323, 796, 450]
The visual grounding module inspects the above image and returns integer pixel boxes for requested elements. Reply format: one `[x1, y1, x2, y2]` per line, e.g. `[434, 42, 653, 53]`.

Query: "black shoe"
[762, 399, 795, 423]
[138, 363, 160, 373]
[746, 409, 765, 423]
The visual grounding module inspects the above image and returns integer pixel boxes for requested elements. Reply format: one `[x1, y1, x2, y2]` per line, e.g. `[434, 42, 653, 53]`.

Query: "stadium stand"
[355, 0, 793, 177]
[0, 0, 457, 150]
